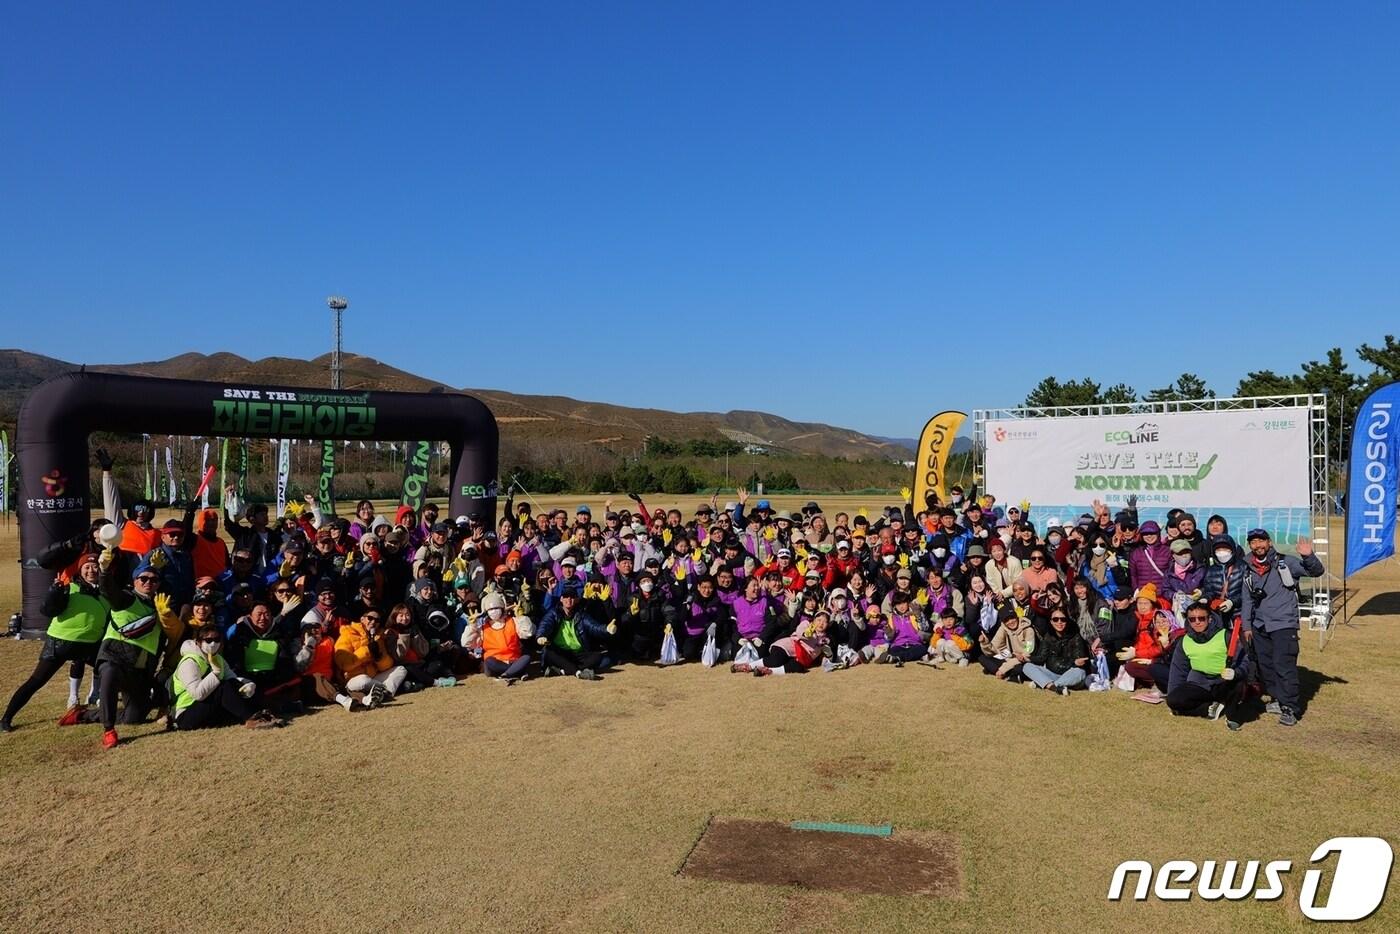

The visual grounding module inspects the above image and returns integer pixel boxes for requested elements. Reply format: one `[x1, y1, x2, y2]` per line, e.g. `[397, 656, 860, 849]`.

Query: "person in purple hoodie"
[726, 573, 785, 662]
[677, 575, 730, 662]
[876, 591, 929, 666]
[1160, 538, 1206, 616]
[1128, 520, 1172, 591]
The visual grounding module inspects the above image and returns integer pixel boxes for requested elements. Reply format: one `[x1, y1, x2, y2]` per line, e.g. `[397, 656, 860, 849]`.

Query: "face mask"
[882, 555, 895, 566]
[487, 608, 504, 621]
[1215, 550, 1233, 564]
[201, 641, 220, 654]
[932, 548, 947, 559]
[950, 495, 963, 505]
[1048, 535, 1062, 547]
[1092, 545, 1106, 556]
[1174, 554, 1192, 567]
[976, 528, 988, 538]
[832, 597, 847, 606]
[640, 581, 654, 594]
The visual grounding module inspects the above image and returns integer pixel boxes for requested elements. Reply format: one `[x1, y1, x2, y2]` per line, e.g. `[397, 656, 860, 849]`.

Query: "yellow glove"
[900, 486, 912, 502]
[662, 529, 673, 546]
[148, 549, 168, 570]
[154, 593, 174, 620]
[675, 563, 687, 581]
[630, 598, 640, 615]
[916, 588, 928, 606]
[857, 508, 868, 518]
[897, 553, 909, 568]
[795, 544, 809, 559]
[99, 548, 116, 571]
[763, 527, 776, 541]
[1019, 499, 1031, 515]
[606, 622, 617, 635]
[278, 560, 295, 579]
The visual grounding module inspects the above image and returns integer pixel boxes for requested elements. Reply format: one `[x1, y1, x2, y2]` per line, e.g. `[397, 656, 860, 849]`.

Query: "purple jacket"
[685, 596, 728, 637]
[730, 594, 775, 640]
[1161, 562, 1206, 602]
[888, 612, 926, 649]
[1129, 543, 1172, 591]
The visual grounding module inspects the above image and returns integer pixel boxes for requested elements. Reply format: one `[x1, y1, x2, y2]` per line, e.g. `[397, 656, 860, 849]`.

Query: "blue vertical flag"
[1345, 381, 1400, 576]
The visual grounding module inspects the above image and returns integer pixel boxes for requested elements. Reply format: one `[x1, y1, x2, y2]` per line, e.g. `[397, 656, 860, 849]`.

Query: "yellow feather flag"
[911, 410, 967, 508]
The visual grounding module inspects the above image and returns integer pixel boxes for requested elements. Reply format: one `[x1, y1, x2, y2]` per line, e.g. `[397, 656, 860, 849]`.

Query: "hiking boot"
[58, 705, 83, 727]
[1278, 707, 1298, 727]
[1207, 702, 1225, 721]
[576, 669, 598, 681]
[101, 729, 119, 749]
[1265, 701, 1282, 716]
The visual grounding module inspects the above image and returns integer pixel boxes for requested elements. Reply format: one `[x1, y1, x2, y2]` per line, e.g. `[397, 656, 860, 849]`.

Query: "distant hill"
[0, 349, 915, 461]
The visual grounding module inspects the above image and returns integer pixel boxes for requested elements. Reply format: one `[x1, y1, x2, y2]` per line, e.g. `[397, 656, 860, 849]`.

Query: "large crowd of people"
[1, 450, 1326, 745]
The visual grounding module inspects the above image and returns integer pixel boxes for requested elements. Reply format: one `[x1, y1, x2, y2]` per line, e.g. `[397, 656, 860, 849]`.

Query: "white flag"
[164, 447, 176, 505]
[200, 442, 211, 508]
[276, 439, 290, 518]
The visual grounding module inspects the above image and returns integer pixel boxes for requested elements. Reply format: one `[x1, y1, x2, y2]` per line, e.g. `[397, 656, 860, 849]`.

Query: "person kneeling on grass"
[1021, 610, 1089, 695]
[171, 624, 284, 730]
[476, 592, 533, 685]
[536, 584, 615, 681]
[334, 608, 408, 707]
[750, 612, 831, 676]
[1167, 600, 1251, 731]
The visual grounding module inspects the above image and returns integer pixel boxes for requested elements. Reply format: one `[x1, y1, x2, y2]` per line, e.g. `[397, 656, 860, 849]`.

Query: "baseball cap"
[1246, 528, 1271, 541]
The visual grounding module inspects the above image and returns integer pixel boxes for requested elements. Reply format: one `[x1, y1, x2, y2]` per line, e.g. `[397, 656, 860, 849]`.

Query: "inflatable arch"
[14, 371, 498, 629]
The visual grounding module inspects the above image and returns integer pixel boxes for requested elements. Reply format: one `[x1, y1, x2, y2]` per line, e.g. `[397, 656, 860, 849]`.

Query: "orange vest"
[120, 523, 162, 556]
[191, 534, 230, 580]
[482, 619, 521, 662]
[306, 638, 335, 679]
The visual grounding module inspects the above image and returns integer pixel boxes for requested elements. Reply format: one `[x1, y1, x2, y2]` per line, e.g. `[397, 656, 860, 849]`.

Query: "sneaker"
[58, 705, 83, 727]
[101, 729, 119, 749]
[244, 713, 278, 729]
[1227, 717, 1243, 732]
[543, 666, 562, 678]
[1207, 702, 1225, 721]
[957, 658, 969, 668]
[1278, 707, 1298, 727]
[1058, 685, 1071, 696]
[576, 669, 598, 681]
[1026, 679, 1039, 688]
[890, 657, 904, 668]
[730, 663, 752, 674]
[432, 677, 457, 688]
[820, 658, 836, 673]
[1264, 701, 1282, 716]
[752, 666, 771, 677]
[0, 719, 13, 733]
[337, 696, 354, 713]
[363, 684, 386, 709]
[517, 672, 530, 684]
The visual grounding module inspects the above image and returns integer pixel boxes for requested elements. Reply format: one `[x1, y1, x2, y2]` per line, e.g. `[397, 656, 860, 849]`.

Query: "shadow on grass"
[1299, 666, 1348, 713]
[1353, 591, 1400, 617]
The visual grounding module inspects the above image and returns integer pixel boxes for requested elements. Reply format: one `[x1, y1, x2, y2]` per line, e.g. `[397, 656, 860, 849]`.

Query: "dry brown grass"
[0, 508, 1396, 932]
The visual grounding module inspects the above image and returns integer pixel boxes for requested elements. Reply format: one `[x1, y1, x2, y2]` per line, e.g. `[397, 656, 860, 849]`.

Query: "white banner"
[276, 439, 290, 518]
[984, 407, 1311, 540]
[199, 442, 211, 508]
[164, 446, 176, 505]
[0, 430, 8, 514]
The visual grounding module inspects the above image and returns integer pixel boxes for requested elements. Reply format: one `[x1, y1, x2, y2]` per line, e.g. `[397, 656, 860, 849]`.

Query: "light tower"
[326, 296, 349, 389]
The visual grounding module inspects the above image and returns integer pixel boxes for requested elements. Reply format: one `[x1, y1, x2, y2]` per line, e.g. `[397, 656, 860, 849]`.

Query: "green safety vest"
[554, 617, 583, 653]
[242, 637, 280, 674]
[172, 650, 230, 711]
[104, 598, 161, 656]
[1182, 629, 1227, 676]
[47, 584, 110, 644]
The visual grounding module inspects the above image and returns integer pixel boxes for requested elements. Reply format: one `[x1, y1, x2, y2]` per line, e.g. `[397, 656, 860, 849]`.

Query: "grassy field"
[0, 501, 1397, 932]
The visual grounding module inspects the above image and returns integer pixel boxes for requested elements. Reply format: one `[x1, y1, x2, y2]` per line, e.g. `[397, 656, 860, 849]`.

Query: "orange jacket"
[334, 622, 394, 681]
[120, 523, 162, 557]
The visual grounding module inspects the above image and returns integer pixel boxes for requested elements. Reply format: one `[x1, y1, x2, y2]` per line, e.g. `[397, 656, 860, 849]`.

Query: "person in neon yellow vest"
[171, 623, 282, 730]
[1165, 599, 1253, 731]
[96, 555, 184, 749]
[2, 553, 109, 732]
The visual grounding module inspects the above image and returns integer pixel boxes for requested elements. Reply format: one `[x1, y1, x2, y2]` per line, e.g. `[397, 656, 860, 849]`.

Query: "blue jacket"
[537, 603, 610, 652]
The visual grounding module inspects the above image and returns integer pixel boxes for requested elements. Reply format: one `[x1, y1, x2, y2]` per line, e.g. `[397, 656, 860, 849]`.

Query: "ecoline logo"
[1105, 422, 1160, 446]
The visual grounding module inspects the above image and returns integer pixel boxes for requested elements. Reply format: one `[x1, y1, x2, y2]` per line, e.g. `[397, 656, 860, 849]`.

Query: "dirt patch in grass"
[812, 755, 894, 782]
[679, 818, 962, 897]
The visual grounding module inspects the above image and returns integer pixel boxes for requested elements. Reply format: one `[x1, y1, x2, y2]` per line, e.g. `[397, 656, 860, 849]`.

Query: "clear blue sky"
[3, 2, 1397, 437]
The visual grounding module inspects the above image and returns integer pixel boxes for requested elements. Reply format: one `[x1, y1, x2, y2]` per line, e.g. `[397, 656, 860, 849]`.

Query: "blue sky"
[2, 2, 1397, 437]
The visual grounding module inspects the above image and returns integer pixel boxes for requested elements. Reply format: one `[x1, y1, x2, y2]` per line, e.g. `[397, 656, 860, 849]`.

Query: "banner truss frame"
[972, 394, 1333, 636]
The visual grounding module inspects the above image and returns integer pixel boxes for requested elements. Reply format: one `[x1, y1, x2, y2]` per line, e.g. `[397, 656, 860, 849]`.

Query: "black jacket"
[1030, 625, 1088, 675]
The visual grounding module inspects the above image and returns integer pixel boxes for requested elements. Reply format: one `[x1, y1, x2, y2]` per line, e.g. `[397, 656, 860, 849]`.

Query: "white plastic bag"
[734, 641, 761, 666]
[700, 633, 719, 668]
[659, 628, 680, 666]
[1113, 665, 1136, 692]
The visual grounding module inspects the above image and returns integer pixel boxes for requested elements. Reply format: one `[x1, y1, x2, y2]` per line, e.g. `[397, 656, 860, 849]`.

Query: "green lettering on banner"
[317, 439, 336, 516]
[400, 440, 432, 510]
[210, 401, 378, 439]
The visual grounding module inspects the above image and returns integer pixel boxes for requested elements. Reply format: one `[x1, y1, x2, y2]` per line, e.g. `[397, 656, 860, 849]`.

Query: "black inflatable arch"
[15, 371, 498, 629]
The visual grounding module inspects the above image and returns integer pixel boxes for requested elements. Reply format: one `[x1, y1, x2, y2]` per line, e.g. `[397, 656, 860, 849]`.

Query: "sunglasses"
[274, 587, 294, 595]
[364, 615, 381, 622]
[1031, 556, 1045, 562]
[1050, 615, 1068, 621]
[135, 575, 159, 584]
[1187, 614, 1210, 621]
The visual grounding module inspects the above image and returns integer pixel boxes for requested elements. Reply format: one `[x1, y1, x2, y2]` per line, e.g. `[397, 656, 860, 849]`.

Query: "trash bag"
[733, 641, 761, 666]
[1093, 651, 1110, 684]
[659, 628, 680, 666]
[1113, 665, 1136, 692]
[701, 633, 719, 668]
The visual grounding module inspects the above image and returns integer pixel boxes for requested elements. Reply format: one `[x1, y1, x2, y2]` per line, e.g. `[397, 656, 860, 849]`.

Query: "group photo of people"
[1, 447, 1326, 746]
